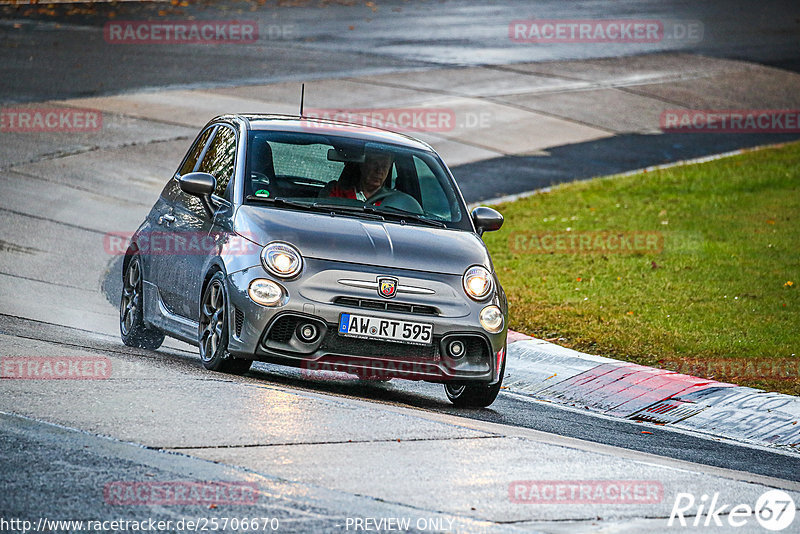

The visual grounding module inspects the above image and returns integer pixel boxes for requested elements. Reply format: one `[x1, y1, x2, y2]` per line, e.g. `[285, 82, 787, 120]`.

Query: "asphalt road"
[2, 313, 798, 532]
[1, 0, 799, 104]
[2, 0, 800, 531]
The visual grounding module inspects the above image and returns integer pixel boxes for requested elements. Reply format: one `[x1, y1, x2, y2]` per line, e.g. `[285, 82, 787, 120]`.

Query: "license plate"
[338, 313, 433, 345]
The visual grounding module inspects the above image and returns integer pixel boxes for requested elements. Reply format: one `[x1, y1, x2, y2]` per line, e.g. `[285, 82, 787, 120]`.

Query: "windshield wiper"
[311, 202, 381, 215]
[246, 196, 384, 220]
[245, 195, 311, 210]
[375, 208, 447, 228]
[309, 202, 388, 220]
[313, 202, 446, 228]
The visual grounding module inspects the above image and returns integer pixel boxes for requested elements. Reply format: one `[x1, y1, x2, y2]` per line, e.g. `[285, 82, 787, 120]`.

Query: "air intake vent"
[233, 307, 244, 338]
[266, 315, 302, 343]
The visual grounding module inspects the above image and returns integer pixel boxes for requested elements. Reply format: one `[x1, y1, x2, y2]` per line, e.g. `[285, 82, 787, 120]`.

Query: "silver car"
[120, 114, 507, 407]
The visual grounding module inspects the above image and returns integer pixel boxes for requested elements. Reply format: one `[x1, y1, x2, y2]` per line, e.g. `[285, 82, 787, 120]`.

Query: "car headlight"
[261, 242, 303, 278]
[480, 305, 504, 333]
[248, 279, 284, 306]
[463, 265, 493, 300]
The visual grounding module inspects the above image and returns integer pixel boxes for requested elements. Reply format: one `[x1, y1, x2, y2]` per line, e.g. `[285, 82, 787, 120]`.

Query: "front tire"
[198, 272, 252, 375]
[444, 347, 505, 408]
[120, 254, 164, 350]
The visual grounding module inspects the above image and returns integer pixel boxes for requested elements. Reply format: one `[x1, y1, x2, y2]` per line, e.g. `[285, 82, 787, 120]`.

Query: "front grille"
[233, 307, 244, 338]
[333, 296, 438, 316]
[320, 329, 440, 360]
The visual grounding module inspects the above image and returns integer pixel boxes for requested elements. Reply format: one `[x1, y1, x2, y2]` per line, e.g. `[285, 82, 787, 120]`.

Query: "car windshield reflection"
[244, 131, 468, 230]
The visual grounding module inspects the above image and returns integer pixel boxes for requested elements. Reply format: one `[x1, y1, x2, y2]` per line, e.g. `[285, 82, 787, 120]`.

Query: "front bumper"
[225, 258, 507, 384]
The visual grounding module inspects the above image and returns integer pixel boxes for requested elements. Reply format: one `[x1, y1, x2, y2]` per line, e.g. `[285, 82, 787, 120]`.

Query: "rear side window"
[179, 127, 214, 176]
[198, 126, 237, 197]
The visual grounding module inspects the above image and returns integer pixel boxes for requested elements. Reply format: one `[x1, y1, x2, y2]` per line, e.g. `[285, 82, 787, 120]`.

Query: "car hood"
[234, 205, 491, 275]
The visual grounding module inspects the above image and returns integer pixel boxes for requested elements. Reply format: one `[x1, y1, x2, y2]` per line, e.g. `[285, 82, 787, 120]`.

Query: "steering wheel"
[366, 189, 395, 205]
[367, 189, 424, 215]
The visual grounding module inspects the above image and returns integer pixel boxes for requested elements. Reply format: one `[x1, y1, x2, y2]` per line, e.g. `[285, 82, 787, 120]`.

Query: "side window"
[197, 126, 236, 198]
[389, 162, 398, 188]
[413, 155, 451, 220]
[179, 127, 214, 176]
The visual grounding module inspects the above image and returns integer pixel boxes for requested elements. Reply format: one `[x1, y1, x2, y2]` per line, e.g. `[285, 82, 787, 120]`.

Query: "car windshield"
[244, 130, 470, 230]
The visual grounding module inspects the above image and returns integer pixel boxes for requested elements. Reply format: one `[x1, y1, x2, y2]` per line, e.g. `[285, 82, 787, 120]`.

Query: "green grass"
[485, 141, 800, 395]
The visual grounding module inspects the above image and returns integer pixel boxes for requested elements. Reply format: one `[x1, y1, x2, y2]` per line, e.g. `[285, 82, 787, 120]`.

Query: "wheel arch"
[121, 242, 139, 283]
[199, 262, 227, 314]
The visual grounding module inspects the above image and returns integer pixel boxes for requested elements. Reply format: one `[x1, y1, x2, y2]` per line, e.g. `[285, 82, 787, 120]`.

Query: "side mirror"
[471, 206, 504, 235]
[179, 172, 216, 215]
[179, 172, 216, 197]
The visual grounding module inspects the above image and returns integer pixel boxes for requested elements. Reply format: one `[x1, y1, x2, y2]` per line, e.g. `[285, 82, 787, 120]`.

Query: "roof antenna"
[299, 83, 305, 117]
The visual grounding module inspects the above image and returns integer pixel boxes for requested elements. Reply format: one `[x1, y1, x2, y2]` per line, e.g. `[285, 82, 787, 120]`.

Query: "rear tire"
[198, 272, 252, 375]
[120, 254, 165, 350]
[444, 347, 505, 408]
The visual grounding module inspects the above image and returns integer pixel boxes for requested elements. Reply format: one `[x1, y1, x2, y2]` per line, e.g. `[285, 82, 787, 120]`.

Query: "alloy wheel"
[199, 280, 225, 363]
[120, 258, 141, 337]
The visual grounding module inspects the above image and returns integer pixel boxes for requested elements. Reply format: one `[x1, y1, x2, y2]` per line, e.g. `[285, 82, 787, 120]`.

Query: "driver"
[321, 148, 393, 203]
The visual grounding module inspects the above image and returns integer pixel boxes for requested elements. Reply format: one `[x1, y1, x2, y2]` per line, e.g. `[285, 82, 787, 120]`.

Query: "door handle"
[158, 214, 176, 225]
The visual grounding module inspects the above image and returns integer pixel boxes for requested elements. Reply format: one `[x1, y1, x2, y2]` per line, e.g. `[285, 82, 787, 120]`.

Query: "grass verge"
[486, 141, 800, 395]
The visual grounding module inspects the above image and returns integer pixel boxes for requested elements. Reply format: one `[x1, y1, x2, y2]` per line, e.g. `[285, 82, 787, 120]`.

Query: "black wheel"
[198, 272, 252, 374]
[120, 254, 164, 350]
[444, 347, 506, 408]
